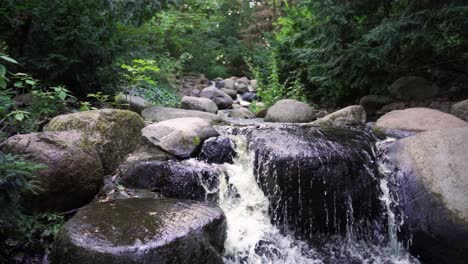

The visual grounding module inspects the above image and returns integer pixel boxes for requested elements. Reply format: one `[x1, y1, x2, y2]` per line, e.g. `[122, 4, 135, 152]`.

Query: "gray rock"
[191, 89, 201, 97]
[265, 99, 316, 123]
[388, 76, 439, 100]
[141, 117, 219, 158]
[250, 79, 258, 92]
[0, 131, 104, 212]
[223, 78, 235, 90]
[235, 82, 249, 94]
[307, 105, 366, 127]
[181, 96, 218, 114]
[51, 198, 226, 264]
[389, 127, 468, 263]
[142, 106, 222, 123]
[451, 99, 468, 121]
[119, 160, 220, 201]
[227, 108, 255, 119]
[115, 94, 153, 113]
[374, 107, 468, 138]
[241, 92, 257, 102]
[221, 88, 237, 100]
[199, 87, 233, 109]
[44, 109, 144, 174]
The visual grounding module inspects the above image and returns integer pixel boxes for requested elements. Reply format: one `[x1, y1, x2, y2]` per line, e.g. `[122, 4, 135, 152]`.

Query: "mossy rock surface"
[52, 198, 226, 264]
[45, 109, 145, 173]
[0, 131, 104, 212]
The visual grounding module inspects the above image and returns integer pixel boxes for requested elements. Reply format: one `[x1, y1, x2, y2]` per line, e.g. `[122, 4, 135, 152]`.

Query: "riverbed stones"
[227, 108, 255, 119]
[0, 131, 104, 212]
[265, 99, 316, 123]
[115, 94, 153, 113]
[119, 160, 220, 201]
[221, 88, 237, 99]
[388, 76, 439, 100]
[374, 107, 468, 138]
[389, 127, 468, 264]
[307, 105, 366, 127]
[451, 99, 468, 121]
[200, 86, 233, 109]
[45, 109, 144, 173]
[142, 106, 222, 123]
[51, 198, 226, 264]
[142, 117, 219, 158]
[181, 96, 218, 113]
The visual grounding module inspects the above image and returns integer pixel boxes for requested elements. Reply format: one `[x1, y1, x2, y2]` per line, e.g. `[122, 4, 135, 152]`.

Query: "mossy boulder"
[45, 109, 145, 173]
[51, 198, 226, 264]
[0, 131, 104, 212]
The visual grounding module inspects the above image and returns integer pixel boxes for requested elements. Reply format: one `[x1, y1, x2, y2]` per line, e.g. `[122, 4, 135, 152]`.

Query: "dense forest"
[1, 0, 467, 263]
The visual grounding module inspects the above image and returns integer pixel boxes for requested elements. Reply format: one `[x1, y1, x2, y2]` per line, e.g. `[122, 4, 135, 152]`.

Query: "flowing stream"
[215, 131, 419, 264]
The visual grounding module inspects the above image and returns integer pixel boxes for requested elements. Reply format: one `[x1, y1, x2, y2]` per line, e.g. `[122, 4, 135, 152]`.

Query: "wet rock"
[451, 99, 468, 121]
[246, 126, 381, 239]
[45, 109, 144, 173]
[142, 117, 219, 158]
[389, 127, 468, 264]
[221, 88, 237, 100]
[200, 87, 233, 109]
[199, 136, 236, 164]
[307, 105, 366, 127]
[265, 99, 316, 123]
[0, 131, 104, 212]
[115, 94, 153, 113]
[374, 107, 468, 138]
[235, 82, 249, 94]
[119, 159, 220, 201]
[181, 96, 218, 114]
[51, 198, 226, 264]
[227, 108, 255, 119]
[388, 76, 439, 100]
[142, 106, 222, 123]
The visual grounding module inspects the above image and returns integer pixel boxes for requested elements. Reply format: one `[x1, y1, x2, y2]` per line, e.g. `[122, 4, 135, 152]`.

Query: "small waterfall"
[216, 126, 420, 264]
[219, 136, 322, 264]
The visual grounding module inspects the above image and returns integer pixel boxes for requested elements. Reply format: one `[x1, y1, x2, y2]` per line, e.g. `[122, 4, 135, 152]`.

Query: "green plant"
[87, 92, 111, 108]
[0, 153, 64, 262]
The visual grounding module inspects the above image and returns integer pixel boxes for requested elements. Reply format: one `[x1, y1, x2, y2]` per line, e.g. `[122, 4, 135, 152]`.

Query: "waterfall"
[216, 128, 420, 264]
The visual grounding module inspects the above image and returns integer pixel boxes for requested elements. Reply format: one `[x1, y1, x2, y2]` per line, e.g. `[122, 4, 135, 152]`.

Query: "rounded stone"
[265, 99, 316, 123]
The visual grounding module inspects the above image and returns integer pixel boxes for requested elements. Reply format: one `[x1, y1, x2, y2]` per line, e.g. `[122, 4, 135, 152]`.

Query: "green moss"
[193, 136, 201, 146]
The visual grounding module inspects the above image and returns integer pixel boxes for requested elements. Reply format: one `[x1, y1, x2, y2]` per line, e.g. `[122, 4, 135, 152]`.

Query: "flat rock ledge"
[52, 198, 226, 264]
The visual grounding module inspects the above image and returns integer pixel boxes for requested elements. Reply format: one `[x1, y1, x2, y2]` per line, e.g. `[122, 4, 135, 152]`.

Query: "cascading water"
[215, 125, 420, 264]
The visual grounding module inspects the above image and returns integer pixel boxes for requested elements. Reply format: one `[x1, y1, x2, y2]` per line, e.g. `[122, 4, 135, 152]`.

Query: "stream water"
[215, 128, 419, 264]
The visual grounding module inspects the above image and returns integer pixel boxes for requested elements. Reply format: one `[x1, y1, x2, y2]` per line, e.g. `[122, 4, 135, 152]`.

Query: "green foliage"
[0, 153, 64, 263]
[268, 0, 468, 106]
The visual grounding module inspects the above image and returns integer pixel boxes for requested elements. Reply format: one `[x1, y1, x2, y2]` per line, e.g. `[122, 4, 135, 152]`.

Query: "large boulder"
[223, 78, 236, 90]
[119, 160, 220, 201]
[45, 109, 144, 173]
[198, 136, 236, 164]
[244, 126, 382, 239]
[141, 117, 219, 158]
[199, 87, 233, 109]
[374, 107, 468, 138]
[389, 127, 468, 264]
[0, 131, 104, 211]
[235, 80, 249, 94]
[115, 94, 153, 113]
[307, 105, 366, 127]
[52, 198, 226, 264]
[265, 99, 316, 123]
[388, 76, 439, 100]
[141, 106, 222, 123]
[451, 99, 468, 121]
[181, 96, 218, 114]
